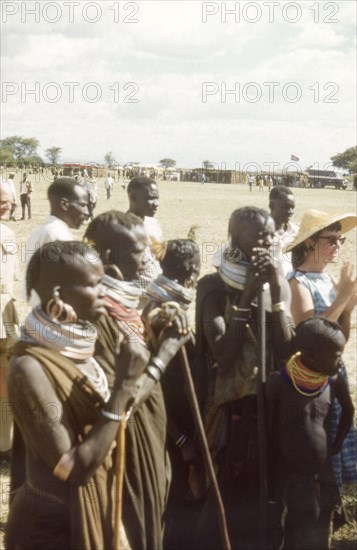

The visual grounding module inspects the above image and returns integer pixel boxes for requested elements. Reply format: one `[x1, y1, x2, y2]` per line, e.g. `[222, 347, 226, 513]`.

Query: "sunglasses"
[316, 236, 346, 246]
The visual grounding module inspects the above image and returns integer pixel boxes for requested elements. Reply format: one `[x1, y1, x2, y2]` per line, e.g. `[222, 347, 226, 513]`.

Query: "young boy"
[266, 317, 354, 550]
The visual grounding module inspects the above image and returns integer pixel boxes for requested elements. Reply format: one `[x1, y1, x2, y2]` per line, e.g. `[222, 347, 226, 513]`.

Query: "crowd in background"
[0, 173, 356, 549]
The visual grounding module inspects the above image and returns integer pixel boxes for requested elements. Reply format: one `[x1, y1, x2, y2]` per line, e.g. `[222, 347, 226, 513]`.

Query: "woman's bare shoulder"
[9, 353, 51, 395]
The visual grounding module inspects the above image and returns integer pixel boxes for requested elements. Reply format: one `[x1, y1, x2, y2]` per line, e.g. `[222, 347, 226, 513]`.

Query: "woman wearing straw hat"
[286, 209, 357, 492]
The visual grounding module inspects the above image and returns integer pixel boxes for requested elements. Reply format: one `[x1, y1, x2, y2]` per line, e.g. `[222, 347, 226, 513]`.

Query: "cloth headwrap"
[23, 307, 97, 361]
[146, 274, 193, 310]
[103, 275, 146, 346]
[283, 352, 330, 396]
[219, 246, 250, 290]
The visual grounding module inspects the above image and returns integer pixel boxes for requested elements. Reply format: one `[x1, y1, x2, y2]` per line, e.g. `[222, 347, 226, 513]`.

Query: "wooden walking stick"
[179, 344, 232, 550]
[257, 288, 268, 549]
[113, 410, 131, 550]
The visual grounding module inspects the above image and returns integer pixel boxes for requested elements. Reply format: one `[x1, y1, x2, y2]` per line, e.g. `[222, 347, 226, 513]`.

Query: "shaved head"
[295, 317, 345, 355]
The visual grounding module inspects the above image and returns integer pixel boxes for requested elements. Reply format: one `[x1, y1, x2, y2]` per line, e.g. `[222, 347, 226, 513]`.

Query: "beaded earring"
[46, 286, 78, 323]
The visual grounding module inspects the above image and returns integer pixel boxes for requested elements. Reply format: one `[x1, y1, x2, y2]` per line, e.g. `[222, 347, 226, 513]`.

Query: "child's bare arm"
[331, 371, 355, 455]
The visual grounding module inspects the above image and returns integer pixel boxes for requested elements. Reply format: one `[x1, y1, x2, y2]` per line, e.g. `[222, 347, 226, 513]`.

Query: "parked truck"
[307, 169, 347, 190]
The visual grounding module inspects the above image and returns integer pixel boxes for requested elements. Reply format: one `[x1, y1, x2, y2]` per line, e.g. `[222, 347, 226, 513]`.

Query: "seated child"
[266, 317, 354, 550]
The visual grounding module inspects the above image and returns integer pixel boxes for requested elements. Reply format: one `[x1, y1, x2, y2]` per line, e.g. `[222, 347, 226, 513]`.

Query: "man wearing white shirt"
[105, 173, 114, 199]
[19, 172, 33, 220]
[25, 177, 89, 277]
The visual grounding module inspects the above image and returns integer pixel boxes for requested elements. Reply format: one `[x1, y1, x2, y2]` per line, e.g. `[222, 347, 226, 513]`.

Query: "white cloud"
[1, 0, 356, 169]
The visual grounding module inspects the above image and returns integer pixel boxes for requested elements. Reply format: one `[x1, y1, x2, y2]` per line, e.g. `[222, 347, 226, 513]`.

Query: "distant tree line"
[0, 135, 62, 167]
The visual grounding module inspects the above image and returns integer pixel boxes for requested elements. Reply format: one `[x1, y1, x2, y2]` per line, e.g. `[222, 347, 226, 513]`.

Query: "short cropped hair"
[127, 176, 156, 196]
[85, 210, 144, 262]
[85, 210, 143, 243]
[161, 239, 200, 279]
[269, 185, 294, 201]
[228, 206, 271, 236]
[294, 317, 345, 354]
[26, 240, 95, 299]
[47, 177, 81, 202]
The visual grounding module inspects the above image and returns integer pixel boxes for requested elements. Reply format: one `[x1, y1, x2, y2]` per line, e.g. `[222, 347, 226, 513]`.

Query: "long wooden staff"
[179, 344, 232, 550]
[257, 288, 268, 549]
[113, 412, 130, 549]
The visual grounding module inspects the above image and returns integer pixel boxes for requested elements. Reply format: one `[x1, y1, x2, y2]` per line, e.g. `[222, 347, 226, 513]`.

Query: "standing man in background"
[84, 177, 98, 220]
[269, 185, 299, 276]
[19, 173, 33, 220]
[127, 176, 163, 308]
[24, 177, 89, 303]
[105, 173, 114, 200]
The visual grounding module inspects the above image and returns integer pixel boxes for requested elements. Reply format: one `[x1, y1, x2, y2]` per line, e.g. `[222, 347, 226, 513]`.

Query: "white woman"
[286, 210, 357, 490]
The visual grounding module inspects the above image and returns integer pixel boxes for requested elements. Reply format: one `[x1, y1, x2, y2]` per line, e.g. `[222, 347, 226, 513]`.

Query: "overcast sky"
[1, 0, 356, 170]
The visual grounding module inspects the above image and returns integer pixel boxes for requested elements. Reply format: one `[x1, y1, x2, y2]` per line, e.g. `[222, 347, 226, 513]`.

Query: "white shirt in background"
[24, 215, 74, 304]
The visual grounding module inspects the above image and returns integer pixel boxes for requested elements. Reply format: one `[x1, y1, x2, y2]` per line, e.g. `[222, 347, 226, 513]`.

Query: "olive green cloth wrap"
[95, 314, 171, 550]
[8, 341, 129, 550]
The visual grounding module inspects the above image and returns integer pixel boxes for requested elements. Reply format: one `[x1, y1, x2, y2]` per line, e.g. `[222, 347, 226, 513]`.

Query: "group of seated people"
[0, 175, 356, 550]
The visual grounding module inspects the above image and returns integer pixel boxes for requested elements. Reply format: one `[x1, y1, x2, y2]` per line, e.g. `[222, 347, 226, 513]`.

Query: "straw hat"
[285, 209, 357, 252]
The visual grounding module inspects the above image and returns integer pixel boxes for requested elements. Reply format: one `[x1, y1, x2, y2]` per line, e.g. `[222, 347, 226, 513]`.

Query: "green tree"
[0, 144, 14, 165]
[331, 146, 357, 174]
[159, 158, 176, 169]
[0, 136, 39, 164]
[104, 152, 116, 168]
[45, 146, 62, 165]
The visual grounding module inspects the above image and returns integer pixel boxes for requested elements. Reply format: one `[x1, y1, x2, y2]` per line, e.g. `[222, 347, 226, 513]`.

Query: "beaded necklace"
[146, 274, 193, 309]
[23, 307, 110, 402]
[103, 275, 146, 346]
[284, 352, 330, 397]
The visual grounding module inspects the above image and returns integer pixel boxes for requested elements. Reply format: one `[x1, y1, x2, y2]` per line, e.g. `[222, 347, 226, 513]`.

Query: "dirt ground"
[1, 174, 356, 548]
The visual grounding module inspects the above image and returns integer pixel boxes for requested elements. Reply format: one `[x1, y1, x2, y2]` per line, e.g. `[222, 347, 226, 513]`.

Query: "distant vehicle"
[307, 169, 347, 190]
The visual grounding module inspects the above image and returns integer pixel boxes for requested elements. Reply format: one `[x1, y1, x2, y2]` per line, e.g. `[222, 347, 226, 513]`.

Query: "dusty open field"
[1, 173, 356, 547]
